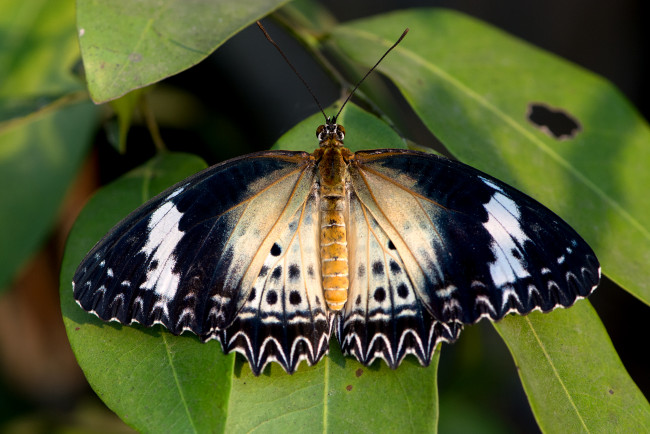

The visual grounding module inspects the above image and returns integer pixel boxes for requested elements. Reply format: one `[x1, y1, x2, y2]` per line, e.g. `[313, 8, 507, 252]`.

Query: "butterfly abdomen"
[318, 147, 350, 311]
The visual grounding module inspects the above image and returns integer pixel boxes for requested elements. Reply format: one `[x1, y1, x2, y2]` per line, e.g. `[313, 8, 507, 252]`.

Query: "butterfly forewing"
[351, 149, 600, 327]
[73, 151, 319, 340]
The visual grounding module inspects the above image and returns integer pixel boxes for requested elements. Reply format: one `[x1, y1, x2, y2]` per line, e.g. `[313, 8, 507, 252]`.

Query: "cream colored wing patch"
[338, 187, 461, 368]
[218, 186, 334, 374]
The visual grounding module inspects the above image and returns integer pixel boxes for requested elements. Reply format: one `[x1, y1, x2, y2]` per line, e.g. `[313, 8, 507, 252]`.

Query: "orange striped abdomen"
[320, 186, 349, 310]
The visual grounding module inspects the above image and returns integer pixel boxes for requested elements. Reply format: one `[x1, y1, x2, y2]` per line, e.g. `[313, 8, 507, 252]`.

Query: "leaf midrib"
[525, 317, 589, 432]
[322, 355, 330, 433]
[162, 333, 198, 433]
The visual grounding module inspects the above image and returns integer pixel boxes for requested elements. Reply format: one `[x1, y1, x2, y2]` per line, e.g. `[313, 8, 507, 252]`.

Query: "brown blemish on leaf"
[355, 368, 363, 377]
[346, 384, 353, 391]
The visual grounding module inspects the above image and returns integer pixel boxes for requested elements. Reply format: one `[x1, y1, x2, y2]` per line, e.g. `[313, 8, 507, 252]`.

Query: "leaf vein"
[162, 333, 198, 433]
[525, 316, 589, 432]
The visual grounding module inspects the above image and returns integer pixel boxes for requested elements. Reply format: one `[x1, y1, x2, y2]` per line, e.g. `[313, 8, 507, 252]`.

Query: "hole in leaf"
[526, 102, 581, 140]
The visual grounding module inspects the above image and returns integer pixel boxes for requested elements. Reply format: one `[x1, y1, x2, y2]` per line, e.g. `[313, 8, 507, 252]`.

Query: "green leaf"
[0, 0, 97, 290]
[78, 0, 290, 103]
[495, 302, 650, 432]
[226, 342, 439, 432]
[329, 8, 650, 307]
[60, 153, 235, 433]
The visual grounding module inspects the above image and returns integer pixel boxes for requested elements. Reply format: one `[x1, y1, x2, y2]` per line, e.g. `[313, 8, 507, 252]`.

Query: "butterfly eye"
[316, 125, 325, 139]
[337, 125, 345, 140]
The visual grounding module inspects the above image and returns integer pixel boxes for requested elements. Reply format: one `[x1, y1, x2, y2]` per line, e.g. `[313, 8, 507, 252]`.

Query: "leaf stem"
[140, 93, 166, 152]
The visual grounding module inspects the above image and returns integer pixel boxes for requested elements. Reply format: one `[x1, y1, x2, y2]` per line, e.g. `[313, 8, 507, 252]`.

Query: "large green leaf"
[61, 109, 439, 432]
[495, 303, 650, 432]
[77, 0, 290, 103]
[226, 342, 439, 432]
[0, 0, 97, 290]
[326, 8, 650, 430]
[329, 9, 650, 307]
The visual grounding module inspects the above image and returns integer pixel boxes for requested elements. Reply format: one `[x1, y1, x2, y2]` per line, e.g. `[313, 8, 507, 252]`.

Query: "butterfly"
[72, 25, 600, 376]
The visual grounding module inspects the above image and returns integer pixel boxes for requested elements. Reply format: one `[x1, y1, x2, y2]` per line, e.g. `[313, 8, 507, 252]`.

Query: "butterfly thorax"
[314, 122, 352, 311]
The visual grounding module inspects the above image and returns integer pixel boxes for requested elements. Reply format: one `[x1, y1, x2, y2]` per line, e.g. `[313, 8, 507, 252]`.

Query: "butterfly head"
[317, 117, 345, 148]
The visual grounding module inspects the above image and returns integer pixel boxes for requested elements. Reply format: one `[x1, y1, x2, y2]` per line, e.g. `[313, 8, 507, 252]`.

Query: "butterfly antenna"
[256, 21, 328, 122]
[334, 28, 409, 122]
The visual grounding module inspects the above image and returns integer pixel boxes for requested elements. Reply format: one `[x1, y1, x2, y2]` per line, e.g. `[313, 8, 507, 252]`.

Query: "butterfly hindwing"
[350, 150, 600, 327]
[73, 151, 321, 347]
[218, 188, 334, 374]
[339, 189, 462, 368]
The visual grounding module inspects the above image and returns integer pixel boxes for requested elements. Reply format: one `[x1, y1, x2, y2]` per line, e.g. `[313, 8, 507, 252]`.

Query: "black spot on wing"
[372, 261, 384, 276]
[288, 264, 300, 280]
[266, 290, 278, 305]
[397, 283, 408, 299]
[289, 291, 302, 305]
